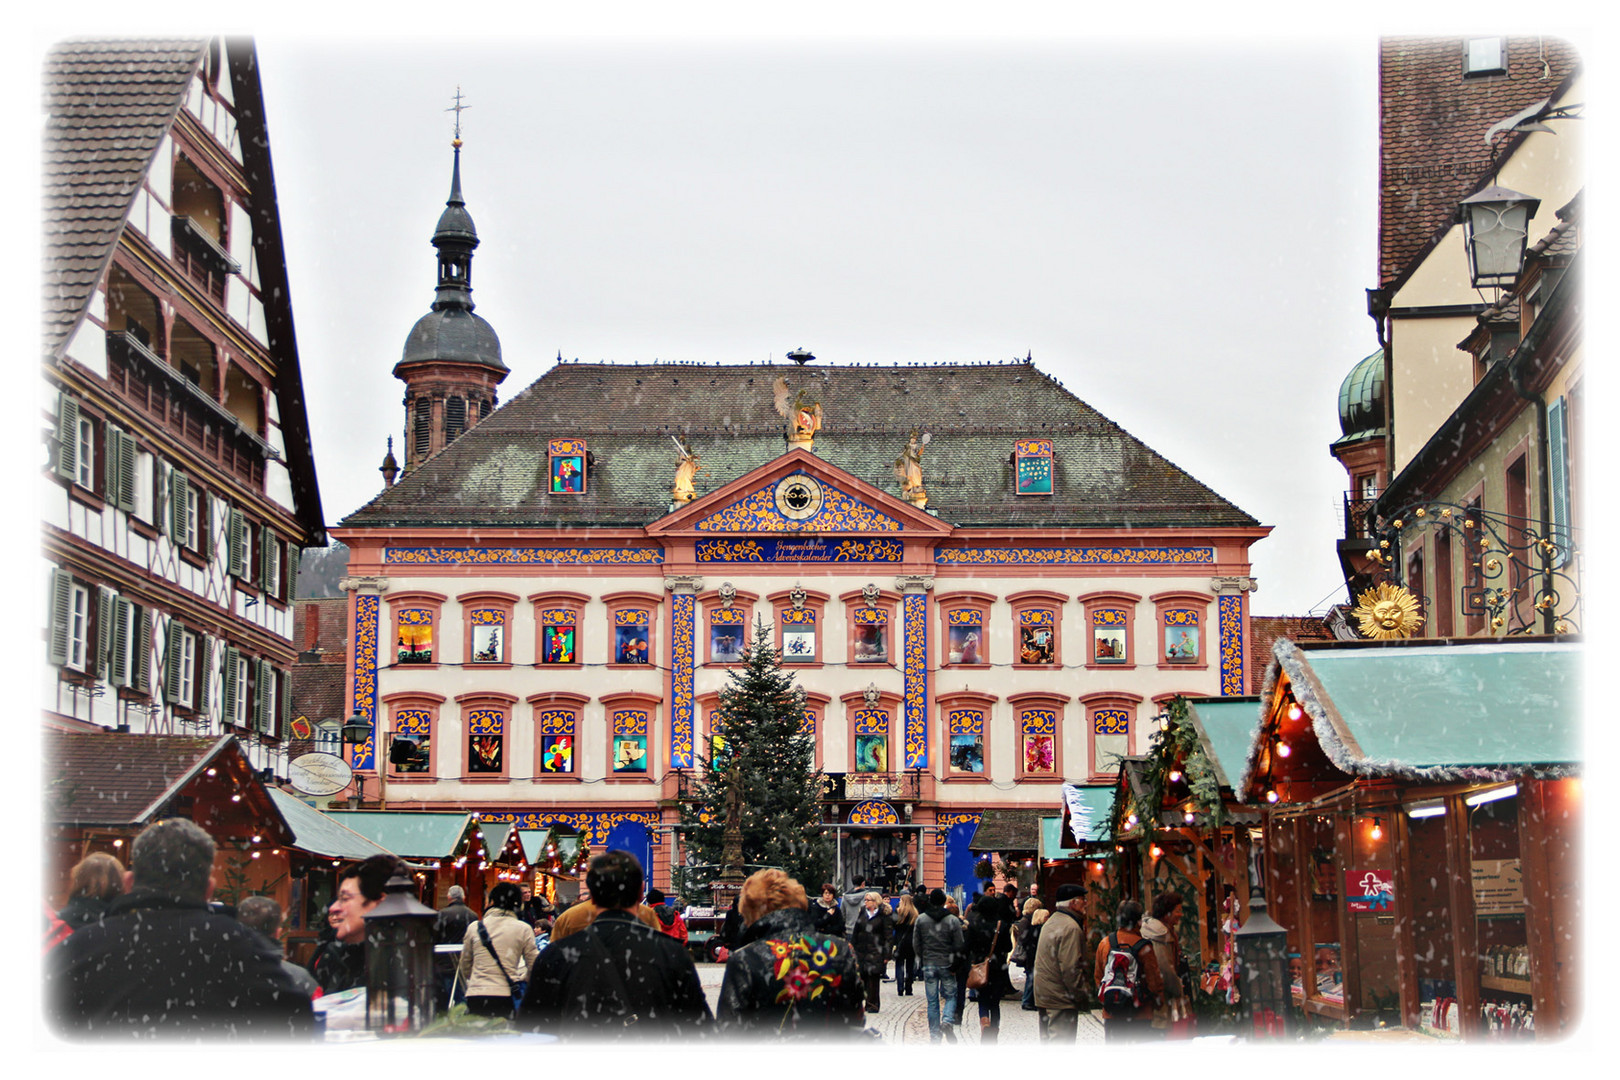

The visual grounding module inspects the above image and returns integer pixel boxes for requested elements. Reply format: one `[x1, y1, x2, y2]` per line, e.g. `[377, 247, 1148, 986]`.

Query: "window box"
[1080, 590, 1140, 670]
[938, 690, 997, 782]
[770, 588, 828, 666]
[1151, 591, 1211, 670]
[839, 586, 899, 667]
[841, 689, 902, 775]
[456, 692, 517, 782]
[602, 691, 660, 782]
[701, 586, 758, 667]
[604, 592, 661, 669]
[1081, 691, 1143, 780]
[529, 691, 588, 781]
[382, 691, 445, 782]
[458, 591, 517, 668]
[530, 591, 588, 668]
[936, 591, 995, 667]
[1009, 692, 1068, 782]
[1008, 590, 1066, 667]
[389, 592, 445, 668]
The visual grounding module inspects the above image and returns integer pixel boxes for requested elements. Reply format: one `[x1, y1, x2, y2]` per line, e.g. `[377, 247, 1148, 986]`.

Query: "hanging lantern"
[363, 870, 438, 1035]
[1233, 895, 1290, 1039]
[1460, 185, 1542, 288]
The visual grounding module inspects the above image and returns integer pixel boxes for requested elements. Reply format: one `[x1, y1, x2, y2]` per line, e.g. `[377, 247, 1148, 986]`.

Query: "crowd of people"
[44, 817, 1195, 1043]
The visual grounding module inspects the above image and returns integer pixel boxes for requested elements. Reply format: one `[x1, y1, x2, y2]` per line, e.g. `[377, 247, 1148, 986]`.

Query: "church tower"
[394, 115, 507, 472]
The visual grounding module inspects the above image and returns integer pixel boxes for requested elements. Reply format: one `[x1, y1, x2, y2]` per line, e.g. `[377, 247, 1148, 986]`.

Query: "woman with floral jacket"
[716, 870, 866, 1040]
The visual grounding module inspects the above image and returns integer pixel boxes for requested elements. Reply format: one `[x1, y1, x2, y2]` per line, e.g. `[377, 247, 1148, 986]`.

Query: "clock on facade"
[774, 474, 823, 520]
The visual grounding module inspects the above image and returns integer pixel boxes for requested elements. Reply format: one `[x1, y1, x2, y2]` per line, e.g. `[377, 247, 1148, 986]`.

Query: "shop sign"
[289, 752, 353, 797]
[1345, 868, 1394, 912]
[1471, 858, 1524, 915]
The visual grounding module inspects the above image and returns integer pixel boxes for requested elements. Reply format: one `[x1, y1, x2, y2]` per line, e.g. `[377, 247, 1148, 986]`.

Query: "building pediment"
[647, 448, 952, 539]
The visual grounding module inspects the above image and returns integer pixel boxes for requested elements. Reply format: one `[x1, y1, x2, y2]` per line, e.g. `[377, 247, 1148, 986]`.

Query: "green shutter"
[55, 394, 79, 482]
[196, 635, 214, 713]
[168, 472, 190, 546]
[255, 658, 275, 733]
[279, 665, 291, 733]
[47, 569, 73, 666]
[109, 427, 137, 511]
[110, 597, 133, 687]
[227, 508, 247, 577]
[96, 586, 115, 678]
[1548, 396, 1571, 569]
[163, 619, 184, 702]
[261, 533, 279, 597]
[221, 645, 239, 723]
[132, 606, 152, 692]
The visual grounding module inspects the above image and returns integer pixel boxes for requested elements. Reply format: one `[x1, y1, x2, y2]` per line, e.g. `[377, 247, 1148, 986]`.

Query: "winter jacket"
[310, 938, 366, 994]
[911, 904, 964, 969]
[652, 902, 689, 944]
[1032, 907, 1088, 1011]
[458, 908, 540, 999]
[975, 893, 1016, 955]
[519, 909, 711, 1040]
[840, 887, 869, 935]
[1140, 915, 1188, 1026]
[550, 900, 661, 943]
[433, 900, 478, 945]
[56, 894, 115, 930]
[892, 910, 917, 961]
[1093, 928, 1164, 1018]
[810, 899, 845, 938]
[46, 888, 315, 1039]
[848, 903, 894, 970]
[715, 906, 866, 1039]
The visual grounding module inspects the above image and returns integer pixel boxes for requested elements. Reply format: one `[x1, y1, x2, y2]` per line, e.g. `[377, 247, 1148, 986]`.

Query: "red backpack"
[1099, 933, 1151, 1010]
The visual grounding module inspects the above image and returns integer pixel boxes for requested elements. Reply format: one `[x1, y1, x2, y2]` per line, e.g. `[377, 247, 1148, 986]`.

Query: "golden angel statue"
[893, 428, 929, 508]
[773, 375, 823, 449]
[671, 435, 704, 504]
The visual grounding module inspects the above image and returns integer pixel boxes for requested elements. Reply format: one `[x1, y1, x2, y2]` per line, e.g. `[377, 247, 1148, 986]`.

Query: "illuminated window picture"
[471, 623, 504, 663]
[782, 626, 815, 661]
[396, 610, 433, 664]
[539, 735, 573, 774]
[541, 624, 575, 664]
[950, 732, 984, 773]
[469, 734, 503, 772]
[709, 731, 730, 773]
[1164, 620, 1200, 663]
[1015, 438, 1054, 495]
[1018, 623, 1055, 664]
[946, 624, 983, 664]
[390, 709, 433, 774]
[855, 733, 889, 772]
[854, 622, 888, 662]
[1094, 626, 1128, 662]
[1024, 734, 1055, 773]
[710, 624, 744, 663]
[614, 735, 648, 773]
[550, 454, 584, 493]
[614, 623, 650, 664]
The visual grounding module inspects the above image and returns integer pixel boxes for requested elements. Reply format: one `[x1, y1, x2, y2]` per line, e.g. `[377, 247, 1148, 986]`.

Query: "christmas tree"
[680, 619, 833, 895]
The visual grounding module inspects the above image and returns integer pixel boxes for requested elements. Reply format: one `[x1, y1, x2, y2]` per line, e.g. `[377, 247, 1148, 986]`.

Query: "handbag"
[965, 957, 990, 989]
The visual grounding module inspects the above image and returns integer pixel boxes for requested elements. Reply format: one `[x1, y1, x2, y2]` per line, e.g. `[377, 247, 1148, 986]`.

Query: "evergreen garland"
[1107, 696, 1225, 841]
[678, 621, 834, 893]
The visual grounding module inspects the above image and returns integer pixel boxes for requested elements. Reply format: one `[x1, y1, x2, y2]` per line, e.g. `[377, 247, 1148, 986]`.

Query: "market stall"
[1240, 637, 1580, 1039]
[323, 810, 503, 909]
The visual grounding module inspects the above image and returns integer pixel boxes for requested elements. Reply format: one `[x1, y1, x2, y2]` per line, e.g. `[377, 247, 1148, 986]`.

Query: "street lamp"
[362, 868, 438, 1034]
[1459, 185, 1541, 289]
[341, 711, 381, 808]
[1233, 894, 1290, 1039]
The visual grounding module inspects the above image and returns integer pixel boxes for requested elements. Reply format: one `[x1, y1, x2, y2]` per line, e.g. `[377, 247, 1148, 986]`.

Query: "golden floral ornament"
[1352, 582, 1425, 640]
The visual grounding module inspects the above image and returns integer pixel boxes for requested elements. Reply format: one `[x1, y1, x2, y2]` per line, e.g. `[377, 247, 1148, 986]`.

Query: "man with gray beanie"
[1032, 883, 1089, 1041]
[434, 885, 479, 1005]
[46, 817, 314, 1039]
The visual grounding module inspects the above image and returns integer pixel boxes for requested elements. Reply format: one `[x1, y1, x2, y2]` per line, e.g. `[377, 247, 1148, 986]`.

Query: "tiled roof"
[46, 731, 230, 825]
[1378, 36, 1580, 288]
[967, 808, 1046, 852]
[341, 362, 1257, 530]
[1529, 213, 1580, 260]
[42, 38, 207, 360]
[291, 662, 346, 725]
[1247, 616, 1335, 693]
[294, 596, 349, 658]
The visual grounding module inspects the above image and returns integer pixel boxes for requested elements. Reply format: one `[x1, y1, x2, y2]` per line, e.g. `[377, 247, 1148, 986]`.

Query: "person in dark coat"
[719, 897, 744, 952]
[912, 888, 965, 1042]
[963, 897, 1005, 1042]
[45, 818, 314, 1040]
[848, 890, 894, 1014]
[56, 851, 125, 930]
[810, 882, 845, 937]
[311, 853, 405, 994]
[715, 869, 866, 1039]
[519, 850, 711, 1040]
[237, 895, 321, 1000]
[892, 892, 919, 995]
[433, 885, 478, 1005]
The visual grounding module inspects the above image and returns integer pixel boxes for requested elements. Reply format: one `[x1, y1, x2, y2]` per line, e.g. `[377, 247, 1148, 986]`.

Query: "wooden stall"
[1240, 636, 1581, 1039]
[323, 809, 504, 911]
[46, 732, 295, 913]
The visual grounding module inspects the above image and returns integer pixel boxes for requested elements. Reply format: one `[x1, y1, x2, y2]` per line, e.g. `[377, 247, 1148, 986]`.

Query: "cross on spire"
[447, 87, 469, 145]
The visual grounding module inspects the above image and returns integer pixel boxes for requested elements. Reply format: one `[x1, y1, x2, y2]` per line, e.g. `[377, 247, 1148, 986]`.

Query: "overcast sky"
[247, 33, 1378, 616]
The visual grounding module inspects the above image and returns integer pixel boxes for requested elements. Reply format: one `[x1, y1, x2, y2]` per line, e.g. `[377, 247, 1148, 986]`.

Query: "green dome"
[1336, 349, 1385, 443]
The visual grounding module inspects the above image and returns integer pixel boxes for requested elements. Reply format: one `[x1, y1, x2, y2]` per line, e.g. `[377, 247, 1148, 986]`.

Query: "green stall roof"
[1040, 816, 1085, 860]
[1185, 696, 1263, 790]
[517, 829, 553, 864]
[267, 789, 397, 861]
[323, 810, 478, 859]
[1060, 783, 1115, 844]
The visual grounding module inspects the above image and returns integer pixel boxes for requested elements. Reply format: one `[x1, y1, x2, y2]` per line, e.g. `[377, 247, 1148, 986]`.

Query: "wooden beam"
[1517, 779, 1559, 1032]
[1443, 791, 1482, 1037]
[1389, 799, 1422, 1030]
[1335, 813, 1361, 1022]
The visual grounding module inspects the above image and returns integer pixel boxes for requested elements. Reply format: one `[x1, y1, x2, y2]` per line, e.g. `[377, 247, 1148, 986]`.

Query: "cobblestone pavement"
[696, 963, 1104, 1046]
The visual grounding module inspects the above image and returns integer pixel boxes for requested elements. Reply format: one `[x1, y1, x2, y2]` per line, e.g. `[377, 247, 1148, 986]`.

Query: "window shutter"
[1548, 396, 1571, 569]
[196, 635, 215, 712]
[227, 508, 247, 578]
[163, 619, 184, 702]
[202, 496, 218, 561]
[110, 597, 133, 687]
[110, 427, 138, 511]
[286, 545, 300, 599]
[168, 472, 190, 545]
[279, 666, 291, 734]
[55, 394, 80, 482]
[47, 569, 73, 666]
[255, 658, 275, 733]
[132, 606, 153, 691]
[222, 646, 241, 723]
[154, 461, 168, 528]
[96, 586, 116, 677]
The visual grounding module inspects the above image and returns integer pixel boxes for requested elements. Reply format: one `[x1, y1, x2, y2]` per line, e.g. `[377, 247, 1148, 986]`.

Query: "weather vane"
[447, 87, 469, 146]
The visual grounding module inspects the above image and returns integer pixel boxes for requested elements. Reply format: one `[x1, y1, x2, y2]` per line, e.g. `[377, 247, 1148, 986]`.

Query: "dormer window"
[1464, 37, 1507, 78]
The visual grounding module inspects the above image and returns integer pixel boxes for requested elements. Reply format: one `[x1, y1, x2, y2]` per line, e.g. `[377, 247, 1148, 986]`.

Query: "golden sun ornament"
[1352, 582, 1425, 639]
